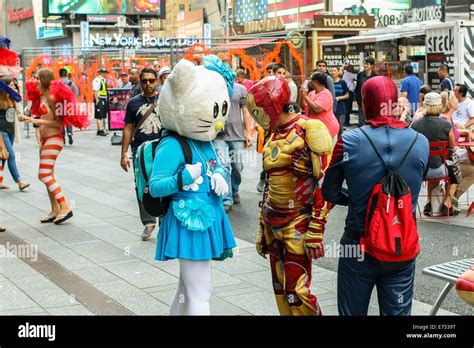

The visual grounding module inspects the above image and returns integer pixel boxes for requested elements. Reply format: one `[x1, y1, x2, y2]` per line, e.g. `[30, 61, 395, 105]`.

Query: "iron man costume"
[247, 77, 333, 315]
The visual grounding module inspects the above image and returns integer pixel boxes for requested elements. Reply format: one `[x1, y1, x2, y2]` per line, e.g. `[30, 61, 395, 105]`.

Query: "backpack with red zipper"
[359, 128, 420, 269]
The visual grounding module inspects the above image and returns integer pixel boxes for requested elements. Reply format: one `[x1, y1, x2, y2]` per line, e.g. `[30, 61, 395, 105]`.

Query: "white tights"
[169, 259, 212, 315]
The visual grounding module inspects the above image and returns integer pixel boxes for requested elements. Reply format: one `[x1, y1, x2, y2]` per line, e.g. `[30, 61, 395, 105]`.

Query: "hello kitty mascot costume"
[149, 56, 236, 315]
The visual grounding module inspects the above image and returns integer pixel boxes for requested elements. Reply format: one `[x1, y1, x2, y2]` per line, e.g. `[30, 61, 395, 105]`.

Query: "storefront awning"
[322, 29, 426, 46]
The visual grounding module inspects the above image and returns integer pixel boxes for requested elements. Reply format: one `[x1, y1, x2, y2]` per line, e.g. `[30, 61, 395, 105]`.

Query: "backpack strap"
[151, 130, 193, 191]
[139, 145, 150, 183]
[395, 132, 418, 171]
[166, 131, 193, 164]
[359, 127, 390, 172]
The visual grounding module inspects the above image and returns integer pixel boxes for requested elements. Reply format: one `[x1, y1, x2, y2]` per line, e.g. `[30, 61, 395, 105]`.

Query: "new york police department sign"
[90, 33, 200, 48]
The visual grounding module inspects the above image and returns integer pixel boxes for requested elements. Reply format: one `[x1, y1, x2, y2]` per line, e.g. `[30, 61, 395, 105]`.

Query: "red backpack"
[359, 128, 420, 269]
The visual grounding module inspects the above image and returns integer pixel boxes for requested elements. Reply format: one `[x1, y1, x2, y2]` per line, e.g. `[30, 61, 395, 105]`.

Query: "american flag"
[234, 0, 324, 29]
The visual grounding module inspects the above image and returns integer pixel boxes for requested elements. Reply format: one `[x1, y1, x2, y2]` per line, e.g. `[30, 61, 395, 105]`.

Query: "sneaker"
[233, 194, 240, 204]
[256, 179, 265, 193]
[96, 130, 101, 136]
[142, 225, 155, 241]
[224, 205, 232, 213]
[68, 134, 73, 145]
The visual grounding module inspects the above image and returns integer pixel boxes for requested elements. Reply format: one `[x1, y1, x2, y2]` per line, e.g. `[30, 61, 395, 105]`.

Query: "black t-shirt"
[0, 108, 16, 134]
[355, 71, 379, 105]
[411, 117, 451, 169]
[124, 94, 161, 154]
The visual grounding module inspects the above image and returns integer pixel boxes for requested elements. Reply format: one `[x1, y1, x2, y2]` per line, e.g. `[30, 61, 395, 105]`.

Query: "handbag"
[448, 149, 463, 184]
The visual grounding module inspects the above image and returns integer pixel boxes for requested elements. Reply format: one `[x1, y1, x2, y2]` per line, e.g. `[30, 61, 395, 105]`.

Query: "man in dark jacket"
[322, 76, 429, 316]
[354, 56, 378, 126]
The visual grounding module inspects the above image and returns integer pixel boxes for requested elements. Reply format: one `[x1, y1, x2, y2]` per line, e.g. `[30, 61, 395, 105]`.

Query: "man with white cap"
[157, 66, 171, 95]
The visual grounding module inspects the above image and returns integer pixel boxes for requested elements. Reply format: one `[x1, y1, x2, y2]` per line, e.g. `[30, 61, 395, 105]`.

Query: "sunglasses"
[141, 79, 156, 84]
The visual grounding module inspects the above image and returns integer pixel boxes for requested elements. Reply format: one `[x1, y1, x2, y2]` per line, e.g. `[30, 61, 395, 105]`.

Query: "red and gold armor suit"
[247, 77, 333, 315]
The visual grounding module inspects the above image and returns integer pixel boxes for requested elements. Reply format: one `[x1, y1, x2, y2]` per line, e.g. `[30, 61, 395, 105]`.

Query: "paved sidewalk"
[0, 130, 458, 315]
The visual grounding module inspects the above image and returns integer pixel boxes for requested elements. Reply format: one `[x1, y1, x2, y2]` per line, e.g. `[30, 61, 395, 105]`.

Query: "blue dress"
[149, 132, 236, 261]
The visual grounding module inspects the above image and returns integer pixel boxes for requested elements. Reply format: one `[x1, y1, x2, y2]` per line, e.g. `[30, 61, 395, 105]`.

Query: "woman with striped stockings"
[22, 69, 73, 224]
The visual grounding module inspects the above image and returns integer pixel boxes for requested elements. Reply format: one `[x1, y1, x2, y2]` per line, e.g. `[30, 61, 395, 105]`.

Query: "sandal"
[423, 202, 432, 217]
[40, 214, 57, 223]
[0, 184, 9, 190]
[440, 204, 459, 217]
[54, 211, 73, 225]
[0, 225, 6, 232]
[18, 182, 30, 191]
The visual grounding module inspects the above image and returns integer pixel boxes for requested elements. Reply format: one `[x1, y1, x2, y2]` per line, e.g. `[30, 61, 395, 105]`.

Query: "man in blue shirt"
[438, 64, 454, 91]
[400, 64, 423, 114]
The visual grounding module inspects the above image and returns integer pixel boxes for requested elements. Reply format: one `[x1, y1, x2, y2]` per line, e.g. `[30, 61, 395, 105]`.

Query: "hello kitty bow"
[202, 55, 236, 98]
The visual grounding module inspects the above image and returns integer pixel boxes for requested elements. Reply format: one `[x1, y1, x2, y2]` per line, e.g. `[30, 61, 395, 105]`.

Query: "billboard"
[333, 0, 410, 17]
[108, 88, 131, 131]
[410, 0, 441, 8]
[33, 0, 64, 40]
[426, 27, 455, 91]
[48, 0, 165, 17]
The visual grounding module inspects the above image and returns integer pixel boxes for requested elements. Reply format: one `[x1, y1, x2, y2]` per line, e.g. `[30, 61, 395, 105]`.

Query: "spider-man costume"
[247, 77, 333, 315]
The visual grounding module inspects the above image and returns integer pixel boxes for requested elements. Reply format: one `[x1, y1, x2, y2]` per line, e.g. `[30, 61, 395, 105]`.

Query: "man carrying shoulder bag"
[120, 68, 163, 241]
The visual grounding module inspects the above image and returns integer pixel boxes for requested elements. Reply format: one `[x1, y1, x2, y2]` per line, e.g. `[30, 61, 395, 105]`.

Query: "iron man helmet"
[247, 76, 291, 131]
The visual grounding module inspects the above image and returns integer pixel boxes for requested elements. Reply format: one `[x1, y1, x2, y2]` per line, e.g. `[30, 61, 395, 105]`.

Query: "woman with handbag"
[0, 80, 30, 191]
[440, 91, 466, 212]
[0, 37, 30, 191]
[412, 92, 460, 216]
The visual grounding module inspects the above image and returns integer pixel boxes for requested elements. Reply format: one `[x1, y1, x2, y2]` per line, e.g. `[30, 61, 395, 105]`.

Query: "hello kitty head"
[158, 56, 235, 142]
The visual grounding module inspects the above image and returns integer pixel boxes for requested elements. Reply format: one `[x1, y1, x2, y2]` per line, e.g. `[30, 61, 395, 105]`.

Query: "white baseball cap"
[159, 66, 171, 77]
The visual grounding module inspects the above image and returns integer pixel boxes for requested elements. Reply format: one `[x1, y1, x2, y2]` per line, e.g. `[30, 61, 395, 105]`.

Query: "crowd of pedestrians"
[1, 41, 472, 316]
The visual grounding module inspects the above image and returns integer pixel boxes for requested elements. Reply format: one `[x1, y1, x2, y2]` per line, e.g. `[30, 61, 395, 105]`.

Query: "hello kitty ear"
[166, 59, 196, 96]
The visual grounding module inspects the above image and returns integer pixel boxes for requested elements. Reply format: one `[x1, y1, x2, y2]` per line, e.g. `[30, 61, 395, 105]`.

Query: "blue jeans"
[337, 237, 416, 316]
[1, 131, 21, 182]
[213, 139, 244, 206]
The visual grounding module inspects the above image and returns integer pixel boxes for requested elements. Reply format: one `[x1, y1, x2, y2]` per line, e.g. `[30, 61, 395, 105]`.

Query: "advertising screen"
[33, 0, 64, 40]
[48, 0, 164, 16]
[410, 0, 441, 8]
[333, 0, 410, 16]
[108, 89, 131, 131]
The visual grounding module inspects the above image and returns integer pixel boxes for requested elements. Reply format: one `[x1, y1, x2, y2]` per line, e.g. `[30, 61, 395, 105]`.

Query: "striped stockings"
[39, 134, 65, 204]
